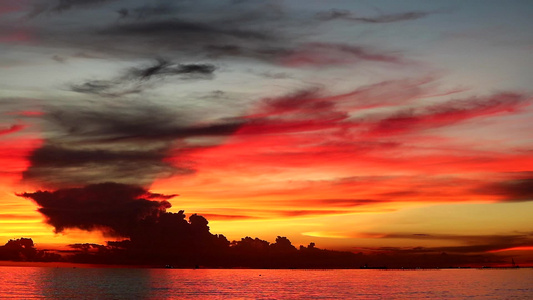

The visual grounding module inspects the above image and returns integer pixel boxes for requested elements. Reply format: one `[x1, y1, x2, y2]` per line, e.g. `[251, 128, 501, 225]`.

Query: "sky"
[0, 0, 532, 264]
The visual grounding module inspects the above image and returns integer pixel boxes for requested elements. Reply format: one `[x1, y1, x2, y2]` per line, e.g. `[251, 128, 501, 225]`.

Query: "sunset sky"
[1, 0, 532, 263]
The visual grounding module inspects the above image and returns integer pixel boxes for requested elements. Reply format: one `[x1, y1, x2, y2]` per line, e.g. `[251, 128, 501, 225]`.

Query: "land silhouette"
[0, 183, 517, 268]
[0, 235, 515, 269]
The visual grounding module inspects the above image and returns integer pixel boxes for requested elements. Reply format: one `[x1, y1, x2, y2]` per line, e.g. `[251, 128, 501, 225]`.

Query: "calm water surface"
[0, 266, 531, 299]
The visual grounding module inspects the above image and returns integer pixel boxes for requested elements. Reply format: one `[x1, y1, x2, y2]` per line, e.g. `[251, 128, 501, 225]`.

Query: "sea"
[0, 266, 531, 299]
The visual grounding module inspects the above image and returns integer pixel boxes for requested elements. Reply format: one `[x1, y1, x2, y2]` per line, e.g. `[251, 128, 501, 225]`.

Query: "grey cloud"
[101, 19, 273, 42]
[116, 3, 178, 20]
[44, 105, 241, 142]
[69, 80, 143, 97]
[69, 59, 216, 97]
[22, 143, 186, 187]
[53, 0, 117, 12]
[205, 43, 403, 66]
[316, 9, 436, 23]
[22, 1, 411, 69]
[28, 0, 117, 17]
[126, 59, 216, 80]
[23, 103, 243, 187]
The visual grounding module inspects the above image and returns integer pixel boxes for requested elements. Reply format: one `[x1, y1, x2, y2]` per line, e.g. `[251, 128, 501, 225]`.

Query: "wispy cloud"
[316, 9, 442, 23]
[280, 42, 404, 67]
[28, 0, 118, 18]
[69, 59, 216, 97]
[115, 3, 179, 20]
[365, 92, 530, 137]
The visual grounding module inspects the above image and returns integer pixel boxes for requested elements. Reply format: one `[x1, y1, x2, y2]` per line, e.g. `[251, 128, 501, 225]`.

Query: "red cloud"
[366, 92, 530, 137]
[0, 124, 26, 136]
[0, 136, 41, 184]
[176, 80, 531, 207]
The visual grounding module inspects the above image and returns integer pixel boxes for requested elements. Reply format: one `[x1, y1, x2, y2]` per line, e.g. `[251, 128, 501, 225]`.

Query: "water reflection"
[0, 267, 531, 299]
[37, 267, 153, 299]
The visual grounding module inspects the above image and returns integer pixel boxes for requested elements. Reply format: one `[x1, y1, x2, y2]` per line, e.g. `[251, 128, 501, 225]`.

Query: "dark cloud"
[69, 59, 216, 97]
[126, 59, 216, 80]
[85, 2, 292, 61]
[43, 104, 241, 141]
[28, 0, 117, 17]
[116, 3, 179, 20]
[53, 0, 116, 12]
[101, 19, 273, 42]
[22, 0, 405, 68]
[476, 178, 533, 202]
[69, 79, 143, 97]
[372, 232, 533, 254]
[22, 143, 185, 187]
[316, 9, 436, 23]
[19, 183, 174, 236]
[22, 104, 242, 187]
[20, 0, 413, 69]
[21, 3, 287, 63]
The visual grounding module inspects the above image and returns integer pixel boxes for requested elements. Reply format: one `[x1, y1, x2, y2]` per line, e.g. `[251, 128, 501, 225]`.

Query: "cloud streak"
[280, 43, 404, 67]
[316, 9, 440, 23]
[28, 0, 118, 17]
[475, 178, 533, 202]
[237, 87, 530, 138]
[367, 232, 533, 254]
[365, 92, 530, 137]
[69, 59, 216, 97]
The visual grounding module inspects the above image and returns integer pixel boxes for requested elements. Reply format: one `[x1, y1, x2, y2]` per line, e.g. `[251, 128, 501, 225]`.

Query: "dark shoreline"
[1, 261, 530, 270]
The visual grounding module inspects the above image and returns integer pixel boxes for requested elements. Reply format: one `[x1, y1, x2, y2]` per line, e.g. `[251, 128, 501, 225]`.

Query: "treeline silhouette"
[0, 218, 366, 268]
[0, 234, 505, 269]
[0, 238, 61, 262]
[7, 183, 508, 268]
